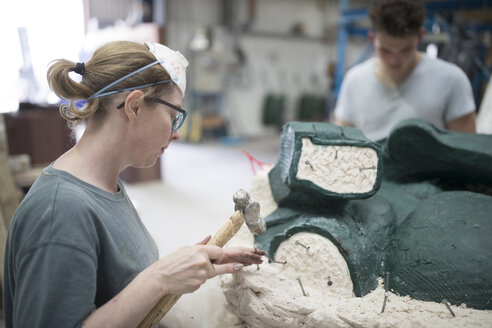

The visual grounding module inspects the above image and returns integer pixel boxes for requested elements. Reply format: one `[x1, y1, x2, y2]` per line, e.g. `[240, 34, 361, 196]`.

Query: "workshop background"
[0, 0, 491, 327]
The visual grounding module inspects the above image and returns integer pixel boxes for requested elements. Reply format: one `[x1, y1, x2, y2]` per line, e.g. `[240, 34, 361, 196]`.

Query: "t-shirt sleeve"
[444, 66, 476, 122]
[12, 243, 97, 328]
[334, 69, 356, 124]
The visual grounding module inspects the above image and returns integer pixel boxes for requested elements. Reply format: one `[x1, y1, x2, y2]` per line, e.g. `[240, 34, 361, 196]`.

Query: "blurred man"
[334, 0, 476, 141]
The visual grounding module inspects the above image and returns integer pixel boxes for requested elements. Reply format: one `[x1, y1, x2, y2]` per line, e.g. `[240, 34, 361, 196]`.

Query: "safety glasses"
[117, 97, 187, 131]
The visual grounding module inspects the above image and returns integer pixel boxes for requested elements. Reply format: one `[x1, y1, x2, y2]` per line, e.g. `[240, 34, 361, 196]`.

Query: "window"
[0, 0, 85, 113]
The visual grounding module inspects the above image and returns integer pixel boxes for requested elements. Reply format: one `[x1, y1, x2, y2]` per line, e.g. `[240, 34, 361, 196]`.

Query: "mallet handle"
[207, 210, 245, 247]
[137, 210, 245, 328]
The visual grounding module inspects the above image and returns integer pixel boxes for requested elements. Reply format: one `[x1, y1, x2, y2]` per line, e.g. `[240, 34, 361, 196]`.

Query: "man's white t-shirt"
[334, 54, 475, 141]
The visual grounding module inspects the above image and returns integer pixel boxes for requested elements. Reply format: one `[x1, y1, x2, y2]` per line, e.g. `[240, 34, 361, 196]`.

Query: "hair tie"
[74, 62, 86, 75]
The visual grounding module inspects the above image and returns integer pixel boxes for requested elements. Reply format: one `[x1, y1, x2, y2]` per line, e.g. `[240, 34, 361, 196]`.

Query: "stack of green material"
[262, 94, 286, 129]
[296, 94, 326, 121]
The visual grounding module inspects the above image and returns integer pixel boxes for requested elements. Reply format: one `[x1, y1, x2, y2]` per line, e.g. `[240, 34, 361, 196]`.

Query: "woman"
[3, 40, 265, 327]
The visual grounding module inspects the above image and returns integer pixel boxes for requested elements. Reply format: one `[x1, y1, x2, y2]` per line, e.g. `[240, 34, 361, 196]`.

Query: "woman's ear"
[122, 90, 144, 123]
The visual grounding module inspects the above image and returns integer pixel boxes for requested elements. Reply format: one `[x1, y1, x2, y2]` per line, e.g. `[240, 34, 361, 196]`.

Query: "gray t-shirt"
[334, 55, 476, 141]
[3, 165, 159, 327]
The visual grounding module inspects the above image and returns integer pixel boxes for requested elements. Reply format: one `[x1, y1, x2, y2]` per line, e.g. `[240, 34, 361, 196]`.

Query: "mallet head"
[233, 189, 266, 236]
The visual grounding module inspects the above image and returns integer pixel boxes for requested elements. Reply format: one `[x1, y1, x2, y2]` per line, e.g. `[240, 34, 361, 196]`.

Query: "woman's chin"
[133, 157, 160, 169]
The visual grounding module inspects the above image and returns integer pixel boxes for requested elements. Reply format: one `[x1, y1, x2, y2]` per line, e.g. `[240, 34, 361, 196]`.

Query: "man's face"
[370, 30, 423, 82]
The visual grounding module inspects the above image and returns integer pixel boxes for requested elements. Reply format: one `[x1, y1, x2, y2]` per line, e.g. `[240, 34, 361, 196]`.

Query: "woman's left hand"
[195, 235, 266, 266]
[217, 247, 266, 266]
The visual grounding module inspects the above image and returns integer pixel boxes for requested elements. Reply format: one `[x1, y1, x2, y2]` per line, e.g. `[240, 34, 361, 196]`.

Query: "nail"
[268, 258, 287, 265]
[359, 166, 376, 171]
[234, 264, 244, 271]
[253, 246, 260, 270]
[381, 272, 390, 313]
[384, 272, 390, 292]
[295, 240, 310, 252]
[304, 160, 314, 170]
[442, 299, 455, 317]
[296, 276, 307, 296]
[327, 276, 333, 286]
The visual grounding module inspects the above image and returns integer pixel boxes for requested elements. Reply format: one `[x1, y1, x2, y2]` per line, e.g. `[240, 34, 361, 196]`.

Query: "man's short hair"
[369, 0, 426, 37]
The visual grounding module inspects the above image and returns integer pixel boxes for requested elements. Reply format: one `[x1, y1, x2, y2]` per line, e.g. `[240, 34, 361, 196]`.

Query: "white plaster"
[249, 164, 278, 217]
[271, 232, 353, 298]
[221, 170, 492, 328]
[297, 138, 378, 194]
[223, 229, 492, 328]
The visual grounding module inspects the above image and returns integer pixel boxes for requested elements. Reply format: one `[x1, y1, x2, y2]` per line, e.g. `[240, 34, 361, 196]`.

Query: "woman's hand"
[196, 235, 267, 266]
[214, 246, 266, 266]
[145, 236, 267, 296]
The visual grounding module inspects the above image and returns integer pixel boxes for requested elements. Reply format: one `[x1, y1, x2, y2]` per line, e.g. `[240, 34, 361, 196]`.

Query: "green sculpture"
[268, 122, 383, 206]
[256, 119, 492, 310]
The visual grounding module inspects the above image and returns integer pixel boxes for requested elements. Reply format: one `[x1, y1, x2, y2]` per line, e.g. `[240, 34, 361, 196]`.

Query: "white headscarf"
[145, 42, 189, 96]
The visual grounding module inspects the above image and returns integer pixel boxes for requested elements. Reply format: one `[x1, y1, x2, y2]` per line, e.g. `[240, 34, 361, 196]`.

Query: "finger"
[253, 248, 268, 256]
[212, 263, 244, 276]
[235, 246, 268, 256]
[202, 245, 224, 262]
[234, 253, 264, 264]
[221, 248, 266, 264]
[195, 235, 212, 245]
[204, 258, 217, 278]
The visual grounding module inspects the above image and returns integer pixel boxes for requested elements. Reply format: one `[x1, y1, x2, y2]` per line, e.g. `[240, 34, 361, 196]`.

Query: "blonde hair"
[46, 40, 174, 128]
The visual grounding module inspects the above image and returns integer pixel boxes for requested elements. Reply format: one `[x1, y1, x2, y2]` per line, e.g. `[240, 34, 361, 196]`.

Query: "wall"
[165, 0, 370, 138]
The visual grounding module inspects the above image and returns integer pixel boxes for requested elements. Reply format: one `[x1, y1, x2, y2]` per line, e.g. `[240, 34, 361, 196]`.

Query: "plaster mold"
[223, 229, 492, 328]
[271, 232, 353, 297]
[222, 119, 492, 327]
[249, 164, 278, 217]
[297, 138, 378, 194]
[268, 122, 382, 207]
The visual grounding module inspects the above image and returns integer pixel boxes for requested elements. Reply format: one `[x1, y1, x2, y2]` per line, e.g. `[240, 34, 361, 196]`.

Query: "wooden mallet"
[137, 189, 266, 328]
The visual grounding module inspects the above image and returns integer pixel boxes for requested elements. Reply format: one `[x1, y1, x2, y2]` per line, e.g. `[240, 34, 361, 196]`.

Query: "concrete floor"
[124, 135, 280, 327]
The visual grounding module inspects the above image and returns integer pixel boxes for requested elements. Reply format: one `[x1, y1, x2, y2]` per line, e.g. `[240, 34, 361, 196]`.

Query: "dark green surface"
[386, 191, 492, 310]
[387, 119, 492, 185]
[268, 122, 383, 207]
[376, 180, 443, 226]
[258, 119, 492, 309]
[296, 94, 326, 121]
[255, 194, 396, 297]
[262, 94, 286, 128]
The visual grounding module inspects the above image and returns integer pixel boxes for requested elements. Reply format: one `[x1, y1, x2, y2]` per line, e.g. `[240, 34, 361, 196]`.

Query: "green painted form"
[386, 191, 492, 310]
[376, 180, 443, 226]
[387, 119, 492, 185]
[268, 121, 383, 207]
[255, 194, 396, 297]
[256, 119, 492, 310]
